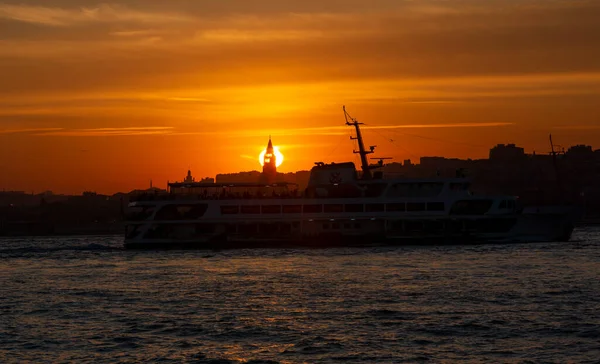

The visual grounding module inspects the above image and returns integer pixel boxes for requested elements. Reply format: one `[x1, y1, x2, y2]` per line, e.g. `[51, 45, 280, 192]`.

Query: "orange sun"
[259, 146, 284, 167]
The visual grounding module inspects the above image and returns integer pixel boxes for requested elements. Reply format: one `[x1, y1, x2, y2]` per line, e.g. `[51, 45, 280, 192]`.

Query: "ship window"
[239, 224, 258, 233]
[241, 205, 261, 214]
[154, 205, 178, 220]
[450, 200, 493, 215]
[195, 223, 215, 234]
[185, 204, 209, 219]
[386, 203, 405, 212]
[424, 220, 444, 232]
[281, 223, 292, 234]
[407, 202, 426, 212]
[324, 204, 344, 213]
[450, 183, 470, 191]
[303, 204, 323, 213]
[126, 207, 154, 221]
[499, 200, 507, 209]
[405, 220, 424, 232]
[261, 205, 282, 214]
[283, 205, 302, 214]
[427, 202, 445, 211]
[390, 220, 404, 232]
[360, 183, 388, 197]
[345, 204, 364, 213]
[366, 203, 385, 212]
[155, 204, 209, 220]
[221, 205, 240, 215]
[388, 183, 444, 198]
[259, 223, 279, 234]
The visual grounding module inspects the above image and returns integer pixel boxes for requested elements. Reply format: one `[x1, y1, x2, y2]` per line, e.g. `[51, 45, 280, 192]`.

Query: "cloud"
[81, 126, 173, 131]
[0, 127, 64, 134]
[198, 29, 326, 43]
[30, 121, 509, 138]
[0, 1, 599, 140]
[0, 0, 598, 100]
[33, 126, 174, 136]
[166, 97, 211, 103]
[0, 3, 193, 27]
[266, 123, 515, 136]
[166, 122, 515, 138]
[109, 29, 163, 37]
[1, 71, 598, 126]
[365, 123, 514, 130]
[551, 125, 600, 130]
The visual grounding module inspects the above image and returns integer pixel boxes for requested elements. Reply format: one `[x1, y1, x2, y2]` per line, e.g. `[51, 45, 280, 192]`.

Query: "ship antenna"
[343, 106, 374, 179]
[549, 134, 563, 200]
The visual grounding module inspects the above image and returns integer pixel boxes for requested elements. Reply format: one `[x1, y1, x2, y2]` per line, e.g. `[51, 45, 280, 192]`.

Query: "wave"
[0, 243, 121, 256]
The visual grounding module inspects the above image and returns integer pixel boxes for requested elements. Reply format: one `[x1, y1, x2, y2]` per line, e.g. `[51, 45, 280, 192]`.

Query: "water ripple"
[1, 230, 599, 362]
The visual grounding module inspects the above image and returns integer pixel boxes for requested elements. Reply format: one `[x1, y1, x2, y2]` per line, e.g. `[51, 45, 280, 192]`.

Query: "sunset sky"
[1, 0, 599, 194]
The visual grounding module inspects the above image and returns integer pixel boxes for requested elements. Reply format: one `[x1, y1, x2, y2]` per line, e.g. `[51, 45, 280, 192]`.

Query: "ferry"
[124, 108, 577, 249]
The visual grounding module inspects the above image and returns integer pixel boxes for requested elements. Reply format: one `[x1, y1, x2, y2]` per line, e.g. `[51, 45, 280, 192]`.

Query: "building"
[489, 143, 526, 162]
[183, 170, 195, 183]
[216, 171, 262, 184]
[565, 145, 595, 161]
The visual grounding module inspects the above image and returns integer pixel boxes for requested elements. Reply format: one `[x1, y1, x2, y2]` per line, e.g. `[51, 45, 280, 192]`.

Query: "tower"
[183, 169, 195, 183]
[262, 136, 277, 183]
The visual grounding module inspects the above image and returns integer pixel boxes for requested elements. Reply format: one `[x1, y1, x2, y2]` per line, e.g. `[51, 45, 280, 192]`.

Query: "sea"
[1, 228, 600, 363]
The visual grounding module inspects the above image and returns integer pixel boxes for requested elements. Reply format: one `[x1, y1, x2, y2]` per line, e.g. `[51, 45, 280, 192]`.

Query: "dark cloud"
[0, 0, 598, 92]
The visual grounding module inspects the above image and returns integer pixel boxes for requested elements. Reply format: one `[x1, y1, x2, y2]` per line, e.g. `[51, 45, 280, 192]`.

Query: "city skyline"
[2, 139, 598, 195]
[1, 0, 600, 193]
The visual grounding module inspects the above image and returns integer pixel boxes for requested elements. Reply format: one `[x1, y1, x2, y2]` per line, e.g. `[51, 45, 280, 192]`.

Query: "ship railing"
[129, 191, 305, 202]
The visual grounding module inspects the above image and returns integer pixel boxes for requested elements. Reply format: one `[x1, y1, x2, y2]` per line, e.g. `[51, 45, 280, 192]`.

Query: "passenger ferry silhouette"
[124, 107, 576, 249]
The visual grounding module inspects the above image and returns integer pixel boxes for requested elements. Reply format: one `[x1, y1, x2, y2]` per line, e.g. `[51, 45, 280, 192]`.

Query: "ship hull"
[124, 211, 576, 250]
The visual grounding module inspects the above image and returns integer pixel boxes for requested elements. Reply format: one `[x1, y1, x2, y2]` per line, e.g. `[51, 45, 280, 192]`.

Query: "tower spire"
[262, 135, 277, 183]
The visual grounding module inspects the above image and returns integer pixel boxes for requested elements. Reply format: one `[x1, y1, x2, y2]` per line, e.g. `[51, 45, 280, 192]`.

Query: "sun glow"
[259, 146, 284, 167]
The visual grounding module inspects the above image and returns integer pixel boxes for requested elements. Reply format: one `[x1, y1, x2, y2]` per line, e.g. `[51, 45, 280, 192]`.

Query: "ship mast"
[549, 134, 563, 199]
[343, 106, 375, 179]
